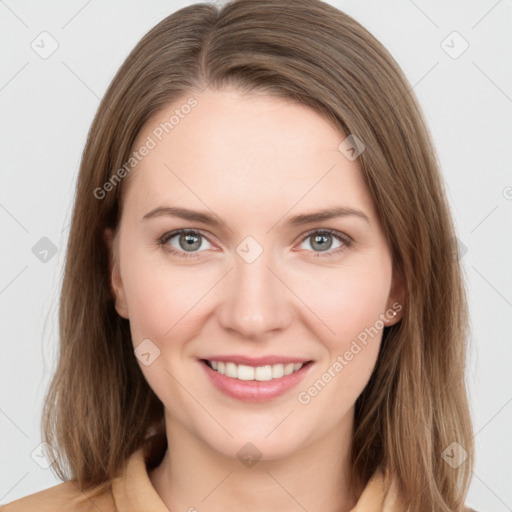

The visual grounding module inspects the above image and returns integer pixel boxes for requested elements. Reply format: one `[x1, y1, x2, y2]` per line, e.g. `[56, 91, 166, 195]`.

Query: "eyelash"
[157, 228, 353, 260]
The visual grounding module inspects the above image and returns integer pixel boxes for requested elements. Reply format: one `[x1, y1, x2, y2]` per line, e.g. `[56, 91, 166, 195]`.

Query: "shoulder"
[0, 480, 115, 512]
[0, 438, 162, 512]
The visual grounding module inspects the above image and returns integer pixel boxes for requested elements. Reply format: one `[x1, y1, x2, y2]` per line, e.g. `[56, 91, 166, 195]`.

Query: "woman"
[1, 0, 477, 511]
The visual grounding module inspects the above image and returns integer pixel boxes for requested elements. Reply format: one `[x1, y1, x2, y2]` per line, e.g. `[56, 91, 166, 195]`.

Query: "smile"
[205, 360, 305, 381]
[199, 358, 314, 402]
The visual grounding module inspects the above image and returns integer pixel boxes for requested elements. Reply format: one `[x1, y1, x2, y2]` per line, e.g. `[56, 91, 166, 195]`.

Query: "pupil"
[181, 233, 200, 251]
[312, 233, 332, 251]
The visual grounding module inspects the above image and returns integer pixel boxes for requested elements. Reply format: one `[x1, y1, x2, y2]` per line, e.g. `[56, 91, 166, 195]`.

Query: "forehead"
[123, 88, 375, 223]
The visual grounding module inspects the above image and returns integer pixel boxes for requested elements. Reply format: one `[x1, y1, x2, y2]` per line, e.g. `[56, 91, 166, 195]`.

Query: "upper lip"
[200, 355, 313, 366]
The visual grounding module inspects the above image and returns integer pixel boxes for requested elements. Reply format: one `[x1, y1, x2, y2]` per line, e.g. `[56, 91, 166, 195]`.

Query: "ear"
[103, 227, 129, 319]
[384, 266, 405, 327]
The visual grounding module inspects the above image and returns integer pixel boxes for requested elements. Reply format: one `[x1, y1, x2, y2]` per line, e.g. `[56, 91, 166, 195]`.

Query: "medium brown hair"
[41, 1, 474, 510]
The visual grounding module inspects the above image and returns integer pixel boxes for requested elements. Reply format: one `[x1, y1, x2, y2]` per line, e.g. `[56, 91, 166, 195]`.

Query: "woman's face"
[106, 88, 403, 461]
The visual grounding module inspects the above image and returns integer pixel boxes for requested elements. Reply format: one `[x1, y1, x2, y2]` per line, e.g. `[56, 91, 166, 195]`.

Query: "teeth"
[208, 360, 306, 381]
[284, 363, 294, 376]
[254, 365, 272, 381]
[225, 362, 237, 378]
[272, 364, 284, 379]
[237, 364, 255, 380]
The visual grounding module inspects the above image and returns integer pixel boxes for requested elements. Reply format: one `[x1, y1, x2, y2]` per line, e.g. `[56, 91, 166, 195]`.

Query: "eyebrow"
[142, 206, 370, 227]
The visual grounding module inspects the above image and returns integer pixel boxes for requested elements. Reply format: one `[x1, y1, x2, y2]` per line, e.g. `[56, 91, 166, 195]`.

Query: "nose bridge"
[217, 240, 291, 339]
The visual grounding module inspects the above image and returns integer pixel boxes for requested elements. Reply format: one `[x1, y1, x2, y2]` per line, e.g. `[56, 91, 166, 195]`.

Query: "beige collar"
[111, 445, 407, 512]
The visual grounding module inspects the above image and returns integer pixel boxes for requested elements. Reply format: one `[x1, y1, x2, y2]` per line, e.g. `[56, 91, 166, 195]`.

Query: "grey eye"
[300, 232, 342, 252]
[168, 231, 212, 252]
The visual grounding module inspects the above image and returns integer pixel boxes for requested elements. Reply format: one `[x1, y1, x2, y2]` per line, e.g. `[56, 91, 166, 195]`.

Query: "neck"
[149, 411, 362, 512]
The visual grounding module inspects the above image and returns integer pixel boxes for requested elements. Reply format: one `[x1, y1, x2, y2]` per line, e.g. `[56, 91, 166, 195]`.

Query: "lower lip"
[199, 360, 314, 402]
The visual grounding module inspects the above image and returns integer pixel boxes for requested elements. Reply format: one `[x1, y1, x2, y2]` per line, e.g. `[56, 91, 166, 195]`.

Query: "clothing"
[0, 445, 477, 512]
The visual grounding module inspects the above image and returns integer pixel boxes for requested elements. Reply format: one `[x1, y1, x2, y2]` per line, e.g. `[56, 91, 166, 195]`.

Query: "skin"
[105, 88, 404, 512]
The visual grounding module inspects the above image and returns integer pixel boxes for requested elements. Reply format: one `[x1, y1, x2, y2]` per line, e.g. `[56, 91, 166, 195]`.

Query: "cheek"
[290, 256, 392, 351]
[121, 230, 392, 349]
[294, 266, 390, 414]
[120, 245, 215, 345]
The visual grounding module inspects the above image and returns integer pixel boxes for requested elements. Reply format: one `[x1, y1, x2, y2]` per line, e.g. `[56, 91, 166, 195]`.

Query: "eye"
[158, 228, 353, 260]
[297, 229, 352, 259]
[158, 229, 212, 259]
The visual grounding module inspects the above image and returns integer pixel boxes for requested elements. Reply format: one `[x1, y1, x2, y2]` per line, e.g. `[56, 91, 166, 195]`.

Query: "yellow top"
[0, 445, 474, 512]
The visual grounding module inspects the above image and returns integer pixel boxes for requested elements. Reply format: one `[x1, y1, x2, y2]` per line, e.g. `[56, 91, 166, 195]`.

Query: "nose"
[216, 249, 293, 341]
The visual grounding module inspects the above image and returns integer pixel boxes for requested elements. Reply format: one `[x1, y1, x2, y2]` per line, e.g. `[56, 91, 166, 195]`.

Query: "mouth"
[201, 359, 311, 381]
[198, 358, 314, 402]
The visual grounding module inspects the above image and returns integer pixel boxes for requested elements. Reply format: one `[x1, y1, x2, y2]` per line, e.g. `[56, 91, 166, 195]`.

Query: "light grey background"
[1, 1, 511, 510]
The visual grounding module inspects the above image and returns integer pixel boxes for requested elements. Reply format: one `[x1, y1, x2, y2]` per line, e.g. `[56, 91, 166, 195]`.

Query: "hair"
[41, 0, 474, 510]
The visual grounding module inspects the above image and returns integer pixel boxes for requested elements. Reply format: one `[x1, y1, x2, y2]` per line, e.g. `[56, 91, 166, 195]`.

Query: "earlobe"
[385, 268, 406, 326]
[103, 227, 129, 319]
